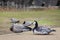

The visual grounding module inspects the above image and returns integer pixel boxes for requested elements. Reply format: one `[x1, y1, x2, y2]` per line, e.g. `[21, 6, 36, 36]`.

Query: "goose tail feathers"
[51, 29, 56, 32]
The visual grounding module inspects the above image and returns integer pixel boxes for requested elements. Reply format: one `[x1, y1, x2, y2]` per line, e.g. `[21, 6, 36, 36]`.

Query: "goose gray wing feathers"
[10, 18, 19, 23]
[23, 21, 33, 26]
[10, 23, 32, 33]
[34, 26, 54, 35]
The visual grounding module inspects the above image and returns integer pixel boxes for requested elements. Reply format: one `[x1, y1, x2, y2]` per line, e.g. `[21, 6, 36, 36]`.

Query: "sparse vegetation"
[0, 9, 60, 28]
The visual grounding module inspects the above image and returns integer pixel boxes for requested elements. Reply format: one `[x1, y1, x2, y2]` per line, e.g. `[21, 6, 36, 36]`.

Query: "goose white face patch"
[33, 22, 36, 25]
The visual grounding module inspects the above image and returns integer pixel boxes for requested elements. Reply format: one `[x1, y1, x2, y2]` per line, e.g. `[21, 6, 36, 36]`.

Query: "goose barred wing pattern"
[23, 21, 33, 26]
[10, 23, 32, 33]
[11, 23, 25, 33]
[34, 26, 52, 34]
[10, 18, 19, 23]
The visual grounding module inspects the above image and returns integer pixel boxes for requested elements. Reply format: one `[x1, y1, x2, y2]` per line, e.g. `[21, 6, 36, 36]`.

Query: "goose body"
[10, 21, 32, 33]
[33, 21, 56, 35]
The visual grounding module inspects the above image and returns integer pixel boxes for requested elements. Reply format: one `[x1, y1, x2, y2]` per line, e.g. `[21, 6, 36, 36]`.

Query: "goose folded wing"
[13, 24, 25, 31]
[11, 18, 19, 23]
[23, 21, 33, 26]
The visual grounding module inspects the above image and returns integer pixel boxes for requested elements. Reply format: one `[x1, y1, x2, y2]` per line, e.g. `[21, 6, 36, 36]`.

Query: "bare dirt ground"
[0, 27, 60, 40]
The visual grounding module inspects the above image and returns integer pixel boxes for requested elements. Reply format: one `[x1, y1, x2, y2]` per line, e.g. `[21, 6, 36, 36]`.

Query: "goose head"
[33, 20, 38, 29]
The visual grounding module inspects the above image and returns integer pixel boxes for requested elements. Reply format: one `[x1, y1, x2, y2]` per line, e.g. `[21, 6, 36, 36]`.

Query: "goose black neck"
[34, 21, 38, 29]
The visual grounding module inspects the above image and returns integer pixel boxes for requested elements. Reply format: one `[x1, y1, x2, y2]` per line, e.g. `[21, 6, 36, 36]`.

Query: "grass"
[0, 9, 60, 28]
